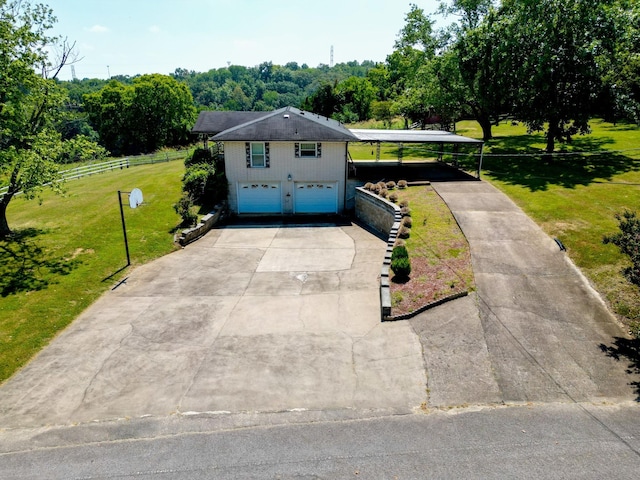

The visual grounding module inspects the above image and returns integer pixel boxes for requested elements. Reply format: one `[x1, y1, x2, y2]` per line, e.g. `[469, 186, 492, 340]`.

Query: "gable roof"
[191, 111, 271, 135]
[208, 106, 358, 142]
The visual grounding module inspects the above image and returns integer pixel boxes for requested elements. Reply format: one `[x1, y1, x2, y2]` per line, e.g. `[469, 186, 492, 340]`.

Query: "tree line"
[64, 0, 640, 156]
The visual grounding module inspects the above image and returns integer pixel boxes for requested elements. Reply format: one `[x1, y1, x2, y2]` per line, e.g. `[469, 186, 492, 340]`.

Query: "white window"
[251, 142, 266, 167]
[300, 142, 318, 158]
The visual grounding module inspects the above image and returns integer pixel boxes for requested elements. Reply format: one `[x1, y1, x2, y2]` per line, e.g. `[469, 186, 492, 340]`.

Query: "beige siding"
[224, 141, 348, 213]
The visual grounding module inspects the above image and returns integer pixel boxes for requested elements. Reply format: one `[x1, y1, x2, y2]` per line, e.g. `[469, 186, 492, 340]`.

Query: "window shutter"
[265, 142, 270, 168]
[294, 143, 300, 158]
[317, 142, 322, 158]
[245, 142, 251, 168]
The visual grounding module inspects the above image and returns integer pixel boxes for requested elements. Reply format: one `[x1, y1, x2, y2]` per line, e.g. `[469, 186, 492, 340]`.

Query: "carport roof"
[350, 129, 483, 145]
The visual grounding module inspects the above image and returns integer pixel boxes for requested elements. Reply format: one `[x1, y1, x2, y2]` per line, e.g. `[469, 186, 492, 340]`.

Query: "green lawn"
[0, 159, 186, 382]
[456, 119, 640, 327]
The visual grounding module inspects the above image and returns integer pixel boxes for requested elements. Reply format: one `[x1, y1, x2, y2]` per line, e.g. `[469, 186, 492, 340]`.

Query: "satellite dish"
[129, 188, 143, 209]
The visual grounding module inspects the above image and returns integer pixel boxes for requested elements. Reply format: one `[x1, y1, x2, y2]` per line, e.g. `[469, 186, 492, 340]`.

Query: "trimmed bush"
[391, 256, 411, 279]
[399, 199, 410, 208]
[364, 182, 374, 191]
[398, 180, 408, 189]
[402, 216, 413, 228]
[386, 181, 396, 190]
[398, 226, 411, 239]
[394, 239, 406, 248]
[379, 188, 389, 198]
[400, 206, 411, 217]
[389, 192, 399, 203]
[391, 245, 409, 261]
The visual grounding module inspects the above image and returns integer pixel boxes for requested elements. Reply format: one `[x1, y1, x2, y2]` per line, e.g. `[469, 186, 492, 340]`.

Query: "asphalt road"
[2, 403, 639, 479]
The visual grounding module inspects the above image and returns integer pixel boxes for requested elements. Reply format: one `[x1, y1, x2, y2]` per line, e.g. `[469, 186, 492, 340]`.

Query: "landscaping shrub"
[377, 181, 387, 191]
[370, 183, 381, 194]
[398, 226, 411, 239]
[386, 181, 396, 190]
[391, 245, 409, 261]
[389, 192, 399, 203]
[391, 256, 411, 279]
[401, 206, 411, 217]
[379, 188, 389, 198]
[398, 180, 408, 189]
[402, 216, 413, 228]
[399, 199, 409, 208]
[364, 182, 374, 191]
[394, 239, 406, 248]
[603, 210, 640, 287]
[181, 147, 228, 208]
[184, 147, 213, 168]
[173, 193, 198, 227]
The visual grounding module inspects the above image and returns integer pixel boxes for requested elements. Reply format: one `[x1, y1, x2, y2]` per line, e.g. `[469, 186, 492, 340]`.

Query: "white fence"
[0, 150, 189, 197]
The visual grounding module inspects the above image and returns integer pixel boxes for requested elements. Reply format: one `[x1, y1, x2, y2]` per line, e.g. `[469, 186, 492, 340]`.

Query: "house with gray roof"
[193, 106, 358, 215]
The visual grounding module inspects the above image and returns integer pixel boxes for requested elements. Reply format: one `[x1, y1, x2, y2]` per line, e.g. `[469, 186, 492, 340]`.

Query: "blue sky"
[43, 0, 443, 81]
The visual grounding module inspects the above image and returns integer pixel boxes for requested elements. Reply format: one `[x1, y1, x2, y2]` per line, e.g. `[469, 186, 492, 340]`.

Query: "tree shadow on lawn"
[599, 337, 640, 402]
[477, 134, 640, 192]
[0, 228, 80, 296]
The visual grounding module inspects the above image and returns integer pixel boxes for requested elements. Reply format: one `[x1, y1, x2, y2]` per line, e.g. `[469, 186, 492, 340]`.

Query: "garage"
[237, 182, 282, 213]
[294, 182, 338, 214]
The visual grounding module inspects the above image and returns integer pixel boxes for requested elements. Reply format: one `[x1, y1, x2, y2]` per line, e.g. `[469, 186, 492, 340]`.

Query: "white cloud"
[86, 25, 109, 33]
[148, 25, 161, 33]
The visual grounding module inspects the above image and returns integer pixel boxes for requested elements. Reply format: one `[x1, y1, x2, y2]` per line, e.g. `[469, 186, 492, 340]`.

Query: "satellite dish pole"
[117, 188, 144, 266]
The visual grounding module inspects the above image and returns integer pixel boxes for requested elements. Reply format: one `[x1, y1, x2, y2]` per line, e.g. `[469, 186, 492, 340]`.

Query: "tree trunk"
[545, 118, 558, 159]
[0, 197, 11, 238]
[477, 114, 493, 142]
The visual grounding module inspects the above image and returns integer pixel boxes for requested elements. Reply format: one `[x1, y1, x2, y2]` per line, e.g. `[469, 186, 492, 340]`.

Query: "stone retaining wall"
[175, 204, 226, 247]
[355, 188, 402, 320]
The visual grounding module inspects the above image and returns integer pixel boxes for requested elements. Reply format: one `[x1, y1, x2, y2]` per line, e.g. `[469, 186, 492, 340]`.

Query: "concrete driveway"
[1, 179, 638, 435]
[0, 222, 427, 429]
[414, 180, 640, 407]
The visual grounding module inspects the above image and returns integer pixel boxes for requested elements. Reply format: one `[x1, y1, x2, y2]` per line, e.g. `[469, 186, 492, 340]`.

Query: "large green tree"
[334, 76, 376, 122]
[453, 7, 509, 140]
[389, 4, 439, 127]
[603, 0, 640, 123]
[0, 0, 89, 237]
[128, 74, 196, 153]
[84, 74, 196, 155]
[498, 0, 621, 152]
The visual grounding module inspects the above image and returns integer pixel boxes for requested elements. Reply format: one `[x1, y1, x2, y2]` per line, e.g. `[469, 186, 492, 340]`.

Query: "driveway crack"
[73, 322, 134, 414]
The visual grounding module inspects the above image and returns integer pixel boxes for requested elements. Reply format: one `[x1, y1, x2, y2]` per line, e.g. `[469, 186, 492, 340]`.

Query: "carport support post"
[477, 144, 484, 179]
[118, 190, 131, 266]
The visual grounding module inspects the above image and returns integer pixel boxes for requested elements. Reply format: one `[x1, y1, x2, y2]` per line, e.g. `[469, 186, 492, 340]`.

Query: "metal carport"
[349, 129, 485, 178]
